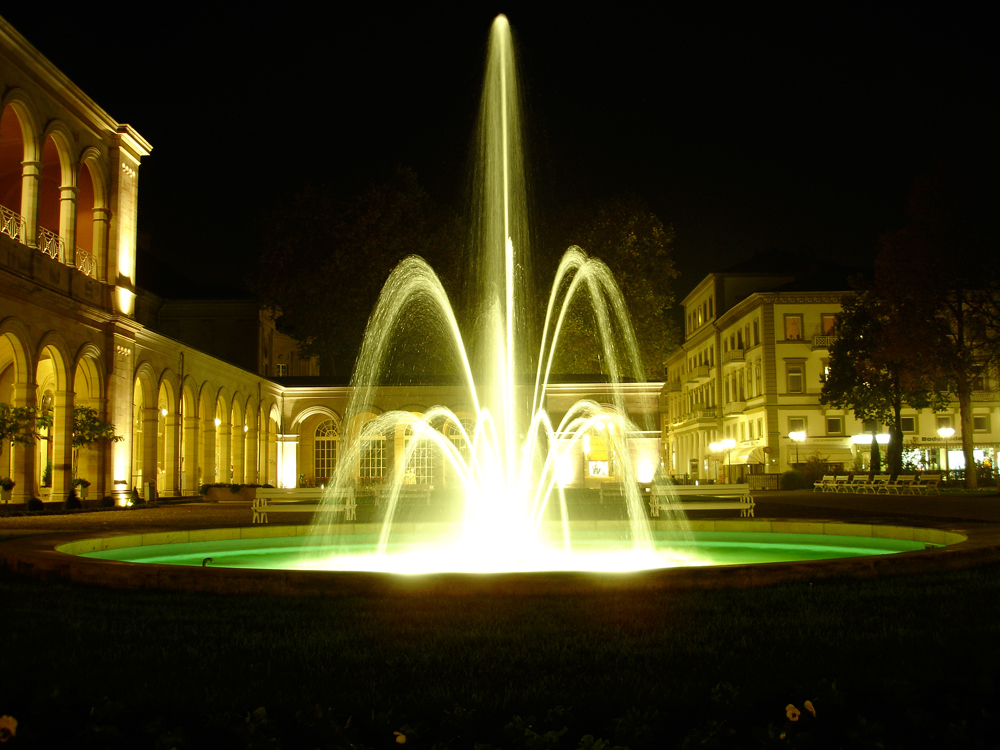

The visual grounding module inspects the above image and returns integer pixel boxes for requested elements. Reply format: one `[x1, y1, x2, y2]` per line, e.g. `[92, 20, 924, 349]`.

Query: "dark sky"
[4, 4, 994, 299]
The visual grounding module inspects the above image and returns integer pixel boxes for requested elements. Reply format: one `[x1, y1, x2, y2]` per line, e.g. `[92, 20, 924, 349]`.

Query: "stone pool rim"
[1, 518, 997, 597]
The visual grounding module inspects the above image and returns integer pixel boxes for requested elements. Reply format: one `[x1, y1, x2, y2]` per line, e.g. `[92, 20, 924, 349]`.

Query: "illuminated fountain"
[303, 15, 689, 574]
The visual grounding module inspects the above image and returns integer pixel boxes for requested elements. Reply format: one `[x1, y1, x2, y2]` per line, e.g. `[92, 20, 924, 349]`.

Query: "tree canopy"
[537, 195, 680, 377]
[820, 290, 946, 474]
[872, 163, 997, 487]
[247, 166, 465, 376]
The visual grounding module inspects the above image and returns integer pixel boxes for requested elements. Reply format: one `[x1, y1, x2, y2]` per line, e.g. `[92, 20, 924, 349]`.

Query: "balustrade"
[1, 204, 26, 242]
[1, 204, 96, 277]
[36, 226, 64, 260]
[75, 247, 95, 277]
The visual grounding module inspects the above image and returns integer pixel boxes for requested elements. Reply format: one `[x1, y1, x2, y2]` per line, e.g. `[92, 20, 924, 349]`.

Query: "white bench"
[651, 483, 755, 517]
[252, 487, 356, 524]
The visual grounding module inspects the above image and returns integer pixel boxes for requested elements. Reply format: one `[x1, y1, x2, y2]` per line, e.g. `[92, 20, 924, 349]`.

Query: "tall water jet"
[305, 15, 690, 574]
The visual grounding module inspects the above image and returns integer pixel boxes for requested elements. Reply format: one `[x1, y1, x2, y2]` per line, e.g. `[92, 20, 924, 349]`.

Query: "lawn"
[1, 561, 999, 748]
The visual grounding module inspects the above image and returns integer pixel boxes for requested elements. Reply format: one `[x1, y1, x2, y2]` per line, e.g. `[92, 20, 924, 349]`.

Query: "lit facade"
[665, 270, 1000, 482]
[0, 17, 662, 504]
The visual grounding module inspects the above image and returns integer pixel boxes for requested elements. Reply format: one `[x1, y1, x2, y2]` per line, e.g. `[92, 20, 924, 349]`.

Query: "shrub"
[100, 495, 115, 508]
[0, 477, 14, 491]
[64, 490, 82, 510]
[780, 470, 809, 490]
[130, 487, 143, 506]
[198, 484, 211, 496]
[27, 497, 43, 511]
[229, 484, 241, 493]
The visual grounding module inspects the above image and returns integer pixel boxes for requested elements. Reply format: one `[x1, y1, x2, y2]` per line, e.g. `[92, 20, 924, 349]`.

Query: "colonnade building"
[0, 17, 663, 506]
[665, 264, 1000, 483]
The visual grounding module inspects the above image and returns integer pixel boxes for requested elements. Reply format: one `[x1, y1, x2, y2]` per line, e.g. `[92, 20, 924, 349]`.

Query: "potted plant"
[0, 477, 14, 504]
[72, 477, 91, 499]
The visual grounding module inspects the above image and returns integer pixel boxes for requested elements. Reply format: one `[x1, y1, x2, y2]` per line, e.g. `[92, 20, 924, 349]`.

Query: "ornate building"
[1, 16, 663, 505]
[665, 263, 1000, 483]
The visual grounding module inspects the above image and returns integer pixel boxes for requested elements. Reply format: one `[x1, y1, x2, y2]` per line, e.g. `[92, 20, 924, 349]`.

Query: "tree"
[71, 407, 123, 478]
[820, 291, 946, 475]
[874, 164, 998, 488]
[538, 195, 680, 377]
[247, 166, 465, 376]
[0, 402, 45, 481]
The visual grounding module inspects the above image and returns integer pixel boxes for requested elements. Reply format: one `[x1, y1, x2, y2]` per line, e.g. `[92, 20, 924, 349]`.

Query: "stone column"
[50, 390, 75, 501]
[19, 160, 41, 247]
[9, 383, 37, 504]
[59, 184, 78, 268]
[278, 434, 298, 488]
[183, 415, 200, 494]
[91, 207, 110, 283]
[246, 423, 259, 484]
[142, 406, 159, 498]
[162, 410, 180, 496]
[231, 422, 245, 483]
[218, 419, 232, 483]
[202, 418, 217, 485]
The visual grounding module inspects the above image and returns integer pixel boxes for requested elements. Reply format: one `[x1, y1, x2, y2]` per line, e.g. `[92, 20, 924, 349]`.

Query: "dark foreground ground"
[2, 490, 1000, 748]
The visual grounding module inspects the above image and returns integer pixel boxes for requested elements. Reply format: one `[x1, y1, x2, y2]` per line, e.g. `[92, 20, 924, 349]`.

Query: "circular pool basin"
[63, 522, 958, 574]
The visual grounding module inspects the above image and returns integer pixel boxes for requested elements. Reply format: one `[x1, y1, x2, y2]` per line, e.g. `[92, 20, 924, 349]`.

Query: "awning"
[729, 446, 767, 465]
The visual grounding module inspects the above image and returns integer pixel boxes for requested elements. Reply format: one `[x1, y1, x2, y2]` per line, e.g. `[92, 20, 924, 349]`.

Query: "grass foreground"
[1, 561, 999, 749]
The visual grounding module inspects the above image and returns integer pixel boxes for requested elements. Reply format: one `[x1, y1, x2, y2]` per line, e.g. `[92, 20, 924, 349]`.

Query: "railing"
[812, 335, 837, 349]
[75, 247, 95, 278]
[972, 390, 999, 402]
[722, 349, 745, 365]
[36, 226, 64, 260]
[694, 408, 719, 420]
[1, 204, 26, 242]
[1, 204, 95, 278]
[664, 380, 682, 392]
[685, 365, 711, 383]
[723, 401, 746, 416]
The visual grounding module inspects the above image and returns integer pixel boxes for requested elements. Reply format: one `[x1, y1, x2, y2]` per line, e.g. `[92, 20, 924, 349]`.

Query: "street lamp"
[789, 430, 806, 467]
[937, 426, 955, 477]
[710, 438, 736, 483]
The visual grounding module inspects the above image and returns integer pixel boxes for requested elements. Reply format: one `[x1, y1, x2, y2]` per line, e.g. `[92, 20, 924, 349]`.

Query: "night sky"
[3, 5, 993, 299]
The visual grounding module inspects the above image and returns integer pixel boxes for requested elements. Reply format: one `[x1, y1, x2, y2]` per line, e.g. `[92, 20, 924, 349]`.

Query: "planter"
[1, 488, 11, 504]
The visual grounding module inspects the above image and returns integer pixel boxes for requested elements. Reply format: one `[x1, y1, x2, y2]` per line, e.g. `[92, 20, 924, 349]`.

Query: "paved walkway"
[2, 488, 999, 538]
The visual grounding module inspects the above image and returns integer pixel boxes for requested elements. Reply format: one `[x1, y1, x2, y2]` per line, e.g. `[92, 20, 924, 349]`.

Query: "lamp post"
[937, 426, 955, 478]
[710, 438, 736, 483]
[789, 430, 806, 468]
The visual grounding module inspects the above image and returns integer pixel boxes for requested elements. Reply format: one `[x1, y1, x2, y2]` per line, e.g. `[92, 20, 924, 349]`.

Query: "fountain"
[300, 14, 690, 574]
[3, 16, 961, 592]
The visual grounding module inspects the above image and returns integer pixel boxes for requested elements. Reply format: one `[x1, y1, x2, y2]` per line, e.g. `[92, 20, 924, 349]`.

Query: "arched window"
[447, 418, 475, 461]
[404, 425, 435, 485]
[359, 422, 386, 484]
[314, 419, 338, 485]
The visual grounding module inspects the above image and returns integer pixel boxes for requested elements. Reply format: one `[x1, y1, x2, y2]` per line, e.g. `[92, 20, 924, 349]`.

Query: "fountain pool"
[64, 522, 959, 575]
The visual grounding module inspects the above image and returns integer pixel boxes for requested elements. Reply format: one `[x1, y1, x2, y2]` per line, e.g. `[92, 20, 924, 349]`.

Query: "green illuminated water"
[79, 531, 934, 573]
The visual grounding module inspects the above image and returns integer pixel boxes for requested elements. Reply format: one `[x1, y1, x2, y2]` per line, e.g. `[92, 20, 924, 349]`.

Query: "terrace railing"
[1, 204, 96, 277]
[75, 247, 95, 278]
[36, 226, 64, 261]
[1, 204, 26, 243]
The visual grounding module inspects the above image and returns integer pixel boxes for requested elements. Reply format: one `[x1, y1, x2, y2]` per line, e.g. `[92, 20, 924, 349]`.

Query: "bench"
[651, 483, 755, 517]
[844, 475, 868, 492]
[863, 474, 891, 493]
[885, 474, 919, 494]
[252, 487, 356, 524]
[914, 473, 943, 495]
[813, 475, 836, 492]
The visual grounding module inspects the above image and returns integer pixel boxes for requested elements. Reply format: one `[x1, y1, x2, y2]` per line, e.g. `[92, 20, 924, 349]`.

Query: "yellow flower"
[394, 731, 406, 744]
[803, 700, 816, 717]
[785, 704, 800, 722]
[0, 715, 17, 743]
